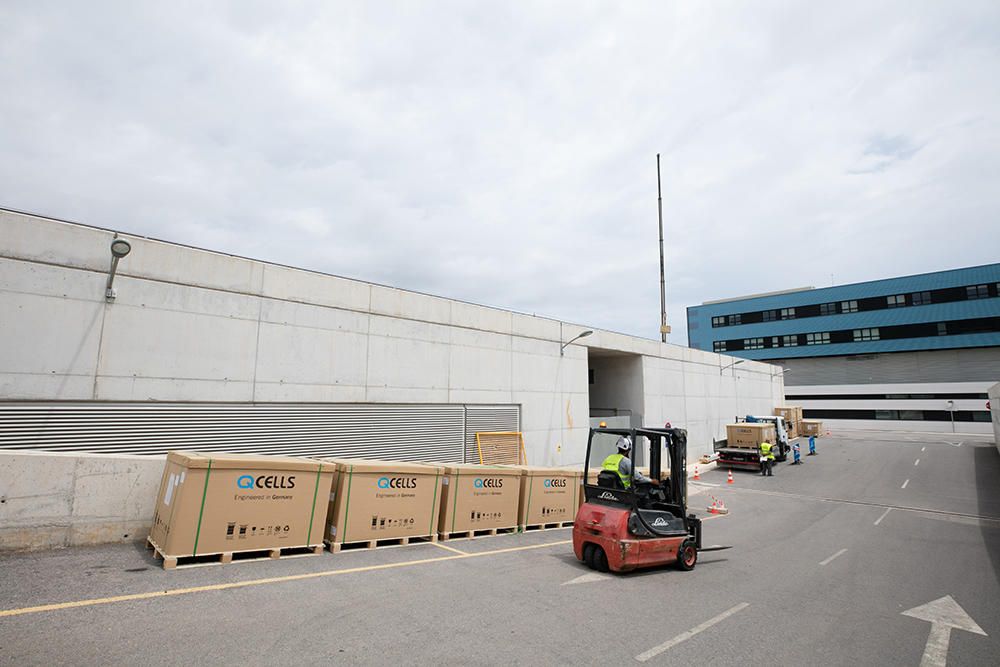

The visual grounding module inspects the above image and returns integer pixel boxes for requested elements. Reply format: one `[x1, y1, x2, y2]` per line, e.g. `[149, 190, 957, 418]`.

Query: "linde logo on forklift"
[543, 479, 567, 488]
[473, 478, 503, 489]
[652, 516, 669, 527]
[597, 491, 619, 501]
[236, 474, 296, 490]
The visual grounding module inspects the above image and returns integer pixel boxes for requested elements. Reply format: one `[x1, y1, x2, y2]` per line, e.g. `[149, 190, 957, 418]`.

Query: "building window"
[937, 323, 947, 336]
[806, 332, 830, 345]
[819, 303, 836, 316]
[711, 316, 725, 328]
[875, 410, 899, 420]
[771, 337, 779, 348]
[886, 294, 906, 308]
[912, 291, 931, 306]
[966, 285, 988, 300]
[743, 338, 764, 350]
[762, 310, 777, 322]
[780, 308, 796, 320]
[727, 314, 742, 326]
[853, 328, 880, 341]
[840, 300, 858, 313]
[713, 341, 727, 352]
[782, 335, 798, 347]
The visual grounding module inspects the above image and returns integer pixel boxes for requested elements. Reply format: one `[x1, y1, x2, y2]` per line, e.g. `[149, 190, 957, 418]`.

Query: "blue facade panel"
[687, 263, 1000, 358]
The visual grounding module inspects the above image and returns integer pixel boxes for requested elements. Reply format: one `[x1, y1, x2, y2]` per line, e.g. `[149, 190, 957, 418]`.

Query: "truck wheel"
[583, 543, 596, 568]
[676, 540, 697, 571]
[592, 546, 610, 573]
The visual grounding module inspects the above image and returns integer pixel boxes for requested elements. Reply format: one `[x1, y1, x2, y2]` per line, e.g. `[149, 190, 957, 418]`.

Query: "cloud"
[1, 1, 998, 345]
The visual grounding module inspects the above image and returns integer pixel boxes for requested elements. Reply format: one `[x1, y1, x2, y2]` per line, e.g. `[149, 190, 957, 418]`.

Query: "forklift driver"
[602, 436, 654, 489]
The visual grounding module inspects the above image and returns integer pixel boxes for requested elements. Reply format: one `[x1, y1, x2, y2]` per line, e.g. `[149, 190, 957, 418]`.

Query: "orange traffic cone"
[715, 497, 729, 515]
[707, 496, 718, 514]
[693, 466, 700, 481]
[727, 470, 734, 485]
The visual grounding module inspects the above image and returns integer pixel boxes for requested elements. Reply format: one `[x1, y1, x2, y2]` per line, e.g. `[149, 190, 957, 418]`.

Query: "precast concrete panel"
[258, 297, 369, 333]
[0, 291, 103, 376]
[451, 300, 513, 335]
[449, 345, 512, 392]
[261, 263, 371, 312]
[125, 236, 263, 295]
[365, 335, 451, 391]
[511, 313, 561, 341]
[1, 210, 113, 271]
[96, 301, 258, 383]
[253, 322, 369, 387]
[370, 284, 451, 325]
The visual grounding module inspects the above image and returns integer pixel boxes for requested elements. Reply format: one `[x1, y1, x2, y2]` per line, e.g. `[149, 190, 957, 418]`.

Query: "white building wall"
[0, 209, 778, 468]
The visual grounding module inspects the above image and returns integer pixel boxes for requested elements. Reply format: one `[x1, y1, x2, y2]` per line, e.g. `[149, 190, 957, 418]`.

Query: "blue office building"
[687, 264, 1000, 432]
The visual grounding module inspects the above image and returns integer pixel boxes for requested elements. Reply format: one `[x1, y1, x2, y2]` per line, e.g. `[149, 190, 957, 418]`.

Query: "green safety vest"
[602, 453, 631, 488]
[760, 442, 775, 461]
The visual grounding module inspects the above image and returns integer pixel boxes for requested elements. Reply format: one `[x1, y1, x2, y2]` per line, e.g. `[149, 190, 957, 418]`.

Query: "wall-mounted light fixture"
[106, 237, 131, 301]
[560, 330, 593, 356]
[720, 359, 745, 375]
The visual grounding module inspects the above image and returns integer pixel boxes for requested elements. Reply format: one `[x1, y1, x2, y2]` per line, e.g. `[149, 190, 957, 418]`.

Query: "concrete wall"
[0, 450, 165, 551]
[990, 382, 1000, 453]
[0, 210, 785, 549]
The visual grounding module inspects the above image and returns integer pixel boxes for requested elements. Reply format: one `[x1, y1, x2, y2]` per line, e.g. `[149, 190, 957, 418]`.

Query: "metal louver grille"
[464, 406, 521, 463]
[0, 403, 469, 462]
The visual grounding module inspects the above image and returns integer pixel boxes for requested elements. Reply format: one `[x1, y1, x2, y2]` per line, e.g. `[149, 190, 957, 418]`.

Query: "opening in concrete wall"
[587, 348, 646, 464]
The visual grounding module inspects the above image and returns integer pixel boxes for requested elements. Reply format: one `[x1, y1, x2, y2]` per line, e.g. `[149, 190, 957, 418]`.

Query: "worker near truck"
[759, 440, 775, 477]
[603, 436, 653, 489]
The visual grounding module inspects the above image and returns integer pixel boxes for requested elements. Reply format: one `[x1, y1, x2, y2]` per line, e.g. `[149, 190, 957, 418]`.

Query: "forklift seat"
[597, 470, 625, 490]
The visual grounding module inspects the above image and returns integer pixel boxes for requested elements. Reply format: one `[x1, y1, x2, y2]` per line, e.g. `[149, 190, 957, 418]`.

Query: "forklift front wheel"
[677, 540, 697, 571]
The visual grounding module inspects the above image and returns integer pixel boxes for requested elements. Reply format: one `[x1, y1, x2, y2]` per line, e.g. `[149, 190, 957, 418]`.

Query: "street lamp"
[106, 237, 131, 301]
[720, 359, 745, 375]
[560, 330, 593, 356]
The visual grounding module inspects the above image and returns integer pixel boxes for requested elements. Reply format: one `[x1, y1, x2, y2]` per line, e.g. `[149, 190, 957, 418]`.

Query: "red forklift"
[573, 426, 722, 573]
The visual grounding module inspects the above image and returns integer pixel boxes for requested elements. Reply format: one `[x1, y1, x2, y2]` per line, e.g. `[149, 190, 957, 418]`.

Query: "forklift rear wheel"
[583, 543, 596, 567]
[676, 540, 697, 571]
[592, 546, 610, 573]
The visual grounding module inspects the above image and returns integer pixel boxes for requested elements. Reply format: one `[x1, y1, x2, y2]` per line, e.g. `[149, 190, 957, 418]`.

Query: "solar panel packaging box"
[149, 451, 333, 558]
[437, 464, 522, 535]
[320, 459, 445, 545]
[504, 466, 582, 527]
[800, 419, 823, 436]
[774, 406, 804, 437]
[726, 423, 777, 449]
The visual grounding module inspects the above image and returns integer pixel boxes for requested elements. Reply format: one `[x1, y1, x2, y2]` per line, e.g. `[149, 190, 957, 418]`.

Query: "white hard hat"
[616, 436, 632, 452]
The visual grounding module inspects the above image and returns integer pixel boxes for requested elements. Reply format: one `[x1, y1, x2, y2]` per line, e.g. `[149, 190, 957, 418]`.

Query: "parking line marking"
[915, 459, 920, 466]
[902, 479, 910, 489]
[874, 507, 892, 525]
[0, 539, 572, 619]
[429, 541, 467, 555]
[635, 602, 749, 662]
[820, 548, 848, 566]
[921, 447, 926, 452]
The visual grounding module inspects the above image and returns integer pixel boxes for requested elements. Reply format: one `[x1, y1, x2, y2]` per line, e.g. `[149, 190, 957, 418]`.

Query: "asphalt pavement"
[1, 430, 998, 666]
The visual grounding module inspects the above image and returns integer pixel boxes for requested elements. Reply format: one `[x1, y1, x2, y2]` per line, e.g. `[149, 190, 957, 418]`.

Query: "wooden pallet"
[520, 520, 574, 532]
[146, 537, 323, 570]
[439, 526, 518, 541]
[327, 533, 437, 553]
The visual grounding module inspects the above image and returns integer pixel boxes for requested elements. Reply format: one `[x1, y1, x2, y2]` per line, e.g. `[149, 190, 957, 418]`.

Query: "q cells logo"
[543, 479, 567, 488]
[474, 478, 503, 489]
[236, 474, 296, 490]
[237, 475, 255, 489]
[378, 477, 417, 489]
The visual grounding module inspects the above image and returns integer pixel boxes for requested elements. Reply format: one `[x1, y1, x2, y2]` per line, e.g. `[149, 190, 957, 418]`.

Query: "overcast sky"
[2, 2, 998, 344]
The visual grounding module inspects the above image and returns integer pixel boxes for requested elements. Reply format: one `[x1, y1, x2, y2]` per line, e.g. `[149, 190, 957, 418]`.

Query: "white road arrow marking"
[902, 595, 987, 667]
[562, 572, 613, 585]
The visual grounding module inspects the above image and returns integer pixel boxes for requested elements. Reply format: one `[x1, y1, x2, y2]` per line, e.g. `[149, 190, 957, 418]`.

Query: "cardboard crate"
[438, 464, 523, 537]
[321, 459, 444, 546]
[773, 406, 803, 437]
[726, 423, 777, 449]
[501, 466, 582, 528]
[149, 451, 333, 560]
[800, 419, 823, 437]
